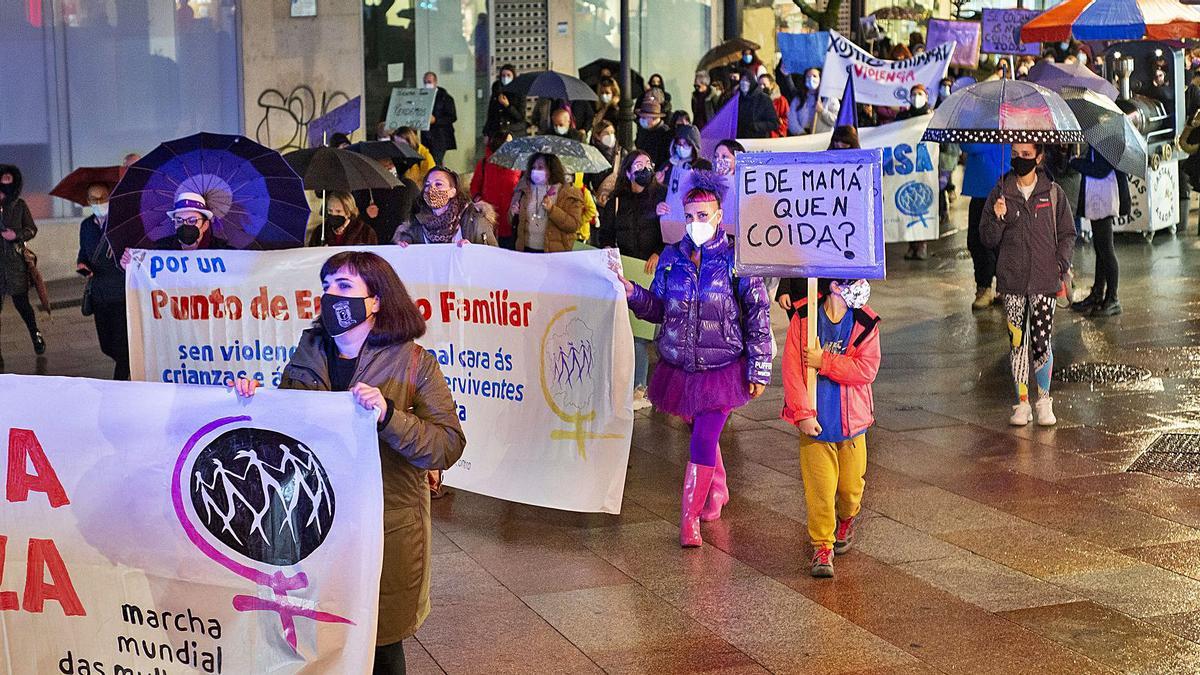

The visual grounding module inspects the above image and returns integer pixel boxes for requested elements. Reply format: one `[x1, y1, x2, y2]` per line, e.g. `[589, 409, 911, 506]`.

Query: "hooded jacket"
[627, 232, 772, 385]
[0, 164, 34, 296]
[781, 297, 881, 438]
[736, 82, 781, 139]
[980, 169, 1076, 297]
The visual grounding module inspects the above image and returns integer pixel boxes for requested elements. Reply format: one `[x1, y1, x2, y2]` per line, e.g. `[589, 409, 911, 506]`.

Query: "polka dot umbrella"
[920, 79, 1086, 145]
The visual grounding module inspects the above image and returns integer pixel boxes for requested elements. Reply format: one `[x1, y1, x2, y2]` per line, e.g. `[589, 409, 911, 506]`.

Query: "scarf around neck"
[424, 198, 468, 243]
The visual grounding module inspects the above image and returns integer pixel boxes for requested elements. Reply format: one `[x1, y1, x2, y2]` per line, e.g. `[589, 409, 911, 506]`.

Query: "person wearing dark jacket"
[634, 99, 674, 168]
[0, 164, 44, 358]
[232, 250, 466, 675]
[76, 181, 127, 379]
[483, 64, 526, 137]
[599, 150, 666, 406]
[735, 69, 781, 139]
[691, 71, 719, 129]
[420, 72, 458, 165]
[980, 144, 1075, 428]
[308, 191, 379, 247]
[1069, 148, 1130, 316]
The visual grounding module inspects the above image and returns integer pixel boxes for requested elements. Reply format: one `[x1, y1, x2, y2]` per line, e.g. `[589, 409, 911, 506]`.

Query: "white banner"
[126, 245, 634, 514]
[0, 374, 382, 674]
[820, 30, 955, 108]
[740, 116, 940, 243]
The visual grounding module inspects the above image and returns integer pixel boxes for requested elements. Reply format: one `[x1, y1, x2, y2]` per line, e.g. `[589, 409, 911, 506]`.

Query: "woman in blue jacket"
[960, 142, 1011, 309]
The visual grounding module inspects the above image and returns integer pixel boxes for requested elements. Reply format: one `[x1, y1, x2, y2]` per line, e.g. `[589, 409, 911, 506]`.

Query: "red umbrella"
[1021, 0, 1200, 43]
[50, 166, 121, 206]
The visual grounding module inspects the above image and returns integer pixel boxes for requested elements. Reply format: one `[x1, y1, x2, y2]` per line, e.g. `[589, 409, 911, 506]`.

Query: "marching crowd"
[3, 34, 1196, 674]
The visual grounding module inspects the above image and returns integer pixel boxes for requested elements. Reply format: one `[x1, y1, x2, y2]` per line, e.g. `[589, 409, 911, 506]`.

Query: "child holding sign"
[782, 279, 881, 578]
[616, 173, 773, 548]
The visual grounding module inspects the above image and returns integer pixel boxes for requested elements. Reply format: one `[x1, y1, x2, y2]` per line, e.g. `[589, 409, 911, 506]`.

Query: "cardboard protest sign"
[306, 96, 361, 148]
[740, 116, 940, 243]
[926, 19, 982, 68]
[125, 245, 634, 514]
[778, 32, 831, 75]
[384, 88, 437, 131]
[0, 375, 382, 673]
[820, 31, 955, 108]
[981, 9, 1041, 56]
[733, 149, 886, 279]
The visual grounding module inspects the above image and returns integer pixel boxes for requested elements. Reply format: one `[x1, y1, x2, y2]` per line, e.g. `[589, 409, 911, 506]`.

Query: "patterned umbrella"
[505, 71, 599, 102]
[1025, 61, 1120, 100]
[1020, 0, 1200, 42]
[107, 132, 310, 256]
[51, 166, 121, 206]
[1062, 87, 1148, 178]
[921, 79, 1086, 144]
[697, 38, 761, 72]
[489, 135, 612, 174]
[282, 147, 400, 192]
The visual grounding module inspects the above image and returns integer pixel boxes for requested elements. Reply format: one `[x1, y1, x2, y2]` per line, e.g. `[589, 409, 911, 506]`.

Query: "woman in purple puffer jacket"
[616, 172, 772, 548]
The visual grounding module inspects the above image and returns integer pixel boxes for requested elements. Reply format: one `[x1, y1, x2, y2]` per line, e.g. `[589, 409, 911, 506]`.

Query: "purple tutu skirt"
[647, 358, 751, 420]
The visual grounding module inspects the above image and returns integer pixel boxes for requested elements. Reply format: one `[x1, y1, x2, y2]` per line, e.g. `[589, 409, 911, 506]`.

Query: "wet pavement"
[6, 196, 1200, 673]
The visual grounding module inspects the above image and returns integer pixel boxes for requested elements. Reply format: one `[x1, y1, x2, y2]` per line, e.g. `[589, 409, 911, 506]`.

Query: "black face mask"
[0, 183, 15, 201]
[632, 167, 654, 187]
[176, 224, 202, 246]
[324, 214, 347, 231]
[1011, 156, 1038, 177]
[320, 293, 370, 337]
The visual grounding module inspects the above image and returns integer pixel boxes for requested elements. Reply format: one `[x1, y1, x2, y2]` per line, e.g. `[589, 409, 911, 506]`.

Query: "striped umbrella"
[1021, 0, 1200, 42]
[921, 79, 1085, 144]
[1061, 87, 1148, 178]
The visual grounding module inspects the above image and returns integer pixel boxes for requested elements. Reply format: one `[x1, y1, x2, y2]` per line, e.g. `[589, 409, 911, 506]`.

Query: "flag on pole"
[835, 77, 857, 129]
[700, 95, 740, 160]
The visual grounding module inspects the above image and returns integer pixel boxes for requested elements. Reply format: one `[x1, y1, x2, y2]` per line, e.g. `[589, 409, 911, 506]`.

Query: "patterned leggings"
[1003, 294, 1056, 401]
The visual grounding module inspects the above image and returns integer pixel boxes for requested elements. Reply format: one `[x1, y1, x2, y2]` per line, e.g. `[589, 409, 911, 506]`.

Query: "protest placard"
[125, 245, 634, 514]
[733, 149, 886, 280]
[0, 375, 382, 673]
[820, 30, 955, 108]
[981, 9, 1041, 56]
[384, 87, 437, 131]
[740, 116, 940, 243]
[778, 32, 831, 75]
[307, 96, 361, 148]
[926, 19, 982, 68]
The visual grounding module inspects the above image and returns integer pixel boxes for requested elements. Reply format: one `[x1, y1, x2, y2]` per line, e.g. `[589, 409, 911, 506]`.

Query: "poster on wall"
[0, 374, 382, 674]
[125, 245, 634, 514]
[290, 0, 316, 17]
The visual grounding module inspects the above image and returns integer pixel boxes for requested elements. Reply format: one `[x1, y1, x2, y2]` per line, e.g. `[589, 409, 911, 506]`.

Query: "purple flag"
[835, 77, 857, 129]
[307, 96, 362, 148]
[700, 95, 739, 161]
[926, 19, 982, 69]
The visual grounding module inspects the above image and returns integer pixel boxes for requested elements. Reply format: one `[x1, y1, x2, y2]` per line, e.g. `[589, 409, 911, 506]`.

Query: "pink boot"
[700, 446, 728, 522]
[680, 462, 715, 548]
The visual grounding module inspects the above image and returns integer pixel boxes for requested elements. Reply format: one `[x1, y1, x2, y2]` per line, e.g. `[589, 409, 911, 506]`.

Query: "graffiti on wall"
[254, 86, 352, 152]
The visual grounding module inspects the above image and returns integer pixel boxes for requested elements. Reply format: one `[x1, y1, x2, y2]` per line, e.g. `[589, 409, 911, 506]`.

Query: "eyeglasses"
[172, 216, 205, 227]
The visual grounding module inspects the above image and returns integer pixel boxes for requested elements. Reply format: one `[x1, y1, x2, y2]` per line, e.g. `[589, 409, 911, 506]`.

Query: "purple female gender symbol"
[171, 415, 353, 652]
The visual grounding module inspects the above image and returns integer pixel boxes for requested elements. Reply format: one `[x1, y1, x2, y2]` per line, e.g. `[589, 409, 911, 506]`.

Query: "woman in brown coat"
[307, 191, 379, 246]
[232, 250, 466, 673]
[509, 153, 585, 252]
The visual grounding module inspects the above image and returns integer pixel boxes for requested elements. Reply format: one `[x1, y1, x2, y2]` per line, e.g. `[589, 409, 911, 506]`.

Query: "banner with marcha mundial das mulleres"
[125, 245, 635, 514]
[0, 375, 383, 674]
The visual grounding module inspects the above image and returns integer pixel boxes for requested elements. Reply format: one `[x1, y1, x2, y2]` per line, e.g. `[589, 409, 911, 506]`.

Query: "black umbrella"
[505, 71, 599, 102]
[578, 58, 644, 94]
[349, 140, 420, 163]
[282, 146, 400, 192]
[697, 38, 761, 73]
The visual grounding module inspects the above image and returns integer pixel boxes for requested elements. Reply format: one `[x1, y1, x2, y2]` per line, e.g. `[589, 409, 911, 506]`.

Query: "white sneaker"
[1009, 402, 1032, 426]
[1035, 398, 1057, 426]
[633, 386, 652, 411]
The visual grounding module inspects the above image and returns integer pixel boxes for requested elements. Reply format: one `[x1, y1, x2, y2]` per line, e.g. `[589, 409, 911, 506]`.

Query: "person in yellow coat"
[392, 127, 436, 185]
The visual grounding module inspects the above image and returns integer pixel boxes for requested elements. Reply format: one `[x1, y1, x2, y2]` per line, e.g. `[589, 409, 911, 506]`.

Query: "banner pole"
[807, 277, 818, 410]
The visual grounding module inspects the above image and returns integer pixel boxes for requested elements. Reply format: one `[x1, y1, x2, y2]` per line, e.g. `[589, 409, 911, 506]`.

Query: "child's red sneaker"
[811, 546, 834, 578]
[834, 516, 856, 555]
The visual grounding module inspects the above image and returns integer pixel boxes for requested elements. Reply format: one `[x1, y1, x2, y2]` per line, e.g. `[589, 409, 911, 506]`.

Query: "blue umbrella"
[108, 132, 310, 255]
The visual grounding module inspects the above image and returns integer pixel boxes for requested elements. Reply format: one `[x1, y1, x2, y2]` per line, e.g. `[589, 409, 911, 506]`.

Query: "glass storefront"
[2, 1, 241, 219]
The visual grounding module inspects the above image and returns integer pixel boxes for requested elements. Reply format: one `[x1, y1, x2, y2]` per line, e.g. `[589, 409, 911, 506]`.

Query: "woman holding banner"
[616, 172, 772, 548]
[232, 250, 466, 674]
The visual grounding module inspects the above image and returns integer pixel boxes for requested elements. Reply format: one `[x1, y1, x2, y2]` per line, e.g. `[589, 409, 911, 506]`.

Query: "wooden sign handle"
[807, 277, 818, 411]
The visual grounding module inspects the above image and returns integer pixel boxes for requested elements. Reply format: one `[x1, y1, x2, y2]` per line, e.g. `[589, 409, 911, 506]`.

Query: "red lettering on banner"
[0, 536, 20, 610]
[22, 538, 86, 616]
[6, 428, 69, 508]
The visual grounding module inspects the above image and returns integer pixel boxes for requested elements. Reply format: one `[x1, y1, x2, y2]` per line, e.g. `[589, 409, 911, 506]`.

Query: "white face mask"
[639, 117, 654, 129]
[739, 81, 751, 94]
[90, 203, 109, 219]
[686, 219, 718, 246]
[807, 76, 820, 90]
[912, 94, 927, 109]
[837, 280, 871, 309]
[530, 169, 548, 185]
[714, 157, 733, 176]
[939, 85, 951, 98]
[500, 75, 513, 86]
[424, 81, 436, 90]
[554, 124, 570, 135]
[675, 144, 693, 160]
[600, 134, 616, 148]
[601, 93, 613, 104]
